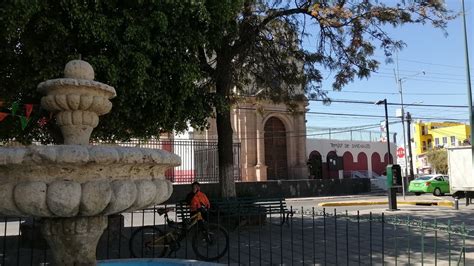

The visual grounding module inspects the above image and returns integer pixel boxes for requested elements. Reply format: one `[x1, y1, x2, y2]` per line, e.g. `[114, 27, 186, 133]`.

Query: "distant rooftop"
[307, 126, 396, 143]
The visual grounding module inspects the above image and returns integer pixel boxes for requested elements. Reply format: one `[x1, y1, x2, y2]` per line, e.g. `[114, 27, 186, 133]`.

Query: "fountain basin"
[0, 59, 183, 265]
[0, 145, 179, 217]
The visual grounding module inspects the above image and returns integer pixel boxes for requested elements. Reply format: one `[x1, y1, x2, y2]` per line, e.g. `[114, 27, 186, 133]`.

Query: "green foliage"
[197, 0, 454, 197]
[200, 0, 454, 99]
[426, 149, 448, 175]
[0, 0, 213, 144]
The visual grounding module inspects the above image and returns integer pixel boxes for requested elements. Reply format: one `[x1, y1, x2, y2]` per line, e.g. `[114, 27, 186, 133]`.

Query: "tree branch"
[232, 5, 310, 57]
[198, 47, 215, 76]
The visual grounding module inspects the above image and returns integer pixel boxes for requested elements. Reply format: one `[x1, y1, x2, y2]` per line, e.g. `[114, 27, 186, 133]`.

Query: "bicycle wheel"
[129, 226, 168, 258]
[192, 223, 229, 261]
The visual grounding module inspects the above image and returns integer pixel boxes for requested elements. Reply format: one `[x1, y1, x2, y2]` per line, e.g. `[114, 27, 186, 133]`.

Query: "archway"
[326, 151, 339, 179]
[371, 152, 385, 175]
[356, 152, 368, 171]
[264, 117, 288, 180]
[308, 151, 323, 179]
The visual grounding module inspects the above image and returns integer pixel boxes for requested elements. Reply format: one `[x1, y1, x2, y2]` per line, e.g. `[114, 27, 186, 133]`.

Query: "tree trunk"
[216, 106, 236, 198]
[215, 53, 237, 199]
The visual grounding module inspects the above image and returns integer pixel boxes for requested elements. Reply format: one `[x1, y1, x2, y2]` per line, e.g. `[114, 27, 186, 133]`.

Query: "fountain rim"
[37, 78, 116, 98]
[0, 145, 181, 166]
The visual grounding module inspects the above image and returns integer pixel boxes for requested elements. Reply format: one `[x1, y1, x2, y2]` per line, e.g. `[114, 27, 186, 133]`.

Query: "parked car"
[408, 175, 450, 196]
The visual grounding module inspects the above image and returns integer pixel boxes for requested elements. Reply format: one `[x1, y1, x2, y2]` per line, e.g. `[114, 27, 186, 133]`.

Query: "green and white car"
[408, 175, 450, 196]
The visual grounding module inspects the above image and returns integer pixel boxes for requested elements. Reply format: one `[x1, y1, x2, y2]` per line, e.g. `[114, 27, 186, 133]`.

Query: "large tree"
[1, 1, 454, 199]
[0, 0, 212, 144]
[426, 148, 448, 174]
[197, 0, 454, 198]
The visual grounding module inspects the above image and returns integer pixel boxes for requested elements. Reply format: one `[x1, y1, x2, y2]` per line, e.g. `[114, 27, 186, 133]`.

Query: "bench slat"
[174, 197, 294, 226]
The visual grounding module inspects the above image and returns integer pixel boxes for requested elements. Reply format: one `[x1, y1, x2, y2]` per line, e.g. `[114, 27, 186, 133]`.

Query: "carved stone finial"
[37, 60, 116, 145]
[64, 59, 94, 80]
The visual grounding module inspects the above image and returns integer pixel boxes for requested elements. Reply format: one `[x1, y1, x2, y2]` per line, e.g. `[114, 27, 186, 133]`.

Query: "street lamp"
[375, 99, 392, 164]
[376, 99, 398, 211]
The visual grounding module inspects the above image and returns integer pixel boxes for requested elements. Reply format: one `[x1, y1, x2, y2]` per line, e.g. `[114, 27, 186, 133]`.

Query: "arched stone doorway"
[308, 151, 323, 179]
[264, 117, 288, 180]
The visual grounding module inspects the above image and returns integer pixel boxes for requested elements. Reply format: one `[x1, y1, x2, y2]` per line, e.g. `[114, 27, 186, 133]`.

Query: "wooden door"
[264, 117, 288, 180]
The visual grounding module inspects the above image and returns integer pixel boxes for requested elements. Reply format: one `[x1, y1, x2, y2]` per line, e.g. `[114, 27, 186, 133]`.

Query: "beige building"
[195, 96, 308, 181]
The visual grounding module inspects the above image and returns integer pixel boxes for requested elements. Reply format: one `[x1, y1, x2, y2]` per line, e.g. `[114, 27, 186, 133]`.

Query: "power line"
[310, 98, 469, 108]
[307, 122, 384, 131]
[369, 74, 466, 85]
[378, 67, 468, 78]
[237, 106, 468, 122]
[327, 90, 465, 96]
[375, 71, 466, 82]
[305, 111, 467, 122]
[373, 56, 464, 69]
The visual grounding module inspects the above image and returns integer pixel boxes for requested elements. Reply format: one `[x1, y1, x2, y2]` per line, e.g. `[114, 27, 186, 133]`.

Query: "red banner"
[0, 112, 8, 122]
[25, 104, 33, 119]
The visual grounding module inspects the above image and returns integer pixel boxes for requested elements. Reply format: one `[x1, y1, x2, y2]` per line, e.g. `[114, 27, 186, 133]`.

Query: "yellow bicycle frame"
[149, 211, 204, 249]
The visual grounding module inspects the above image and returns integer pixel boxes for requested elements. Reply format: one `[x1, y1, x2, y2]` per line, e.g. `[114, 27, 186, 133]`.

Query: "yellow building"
[413, 121, 471, 173]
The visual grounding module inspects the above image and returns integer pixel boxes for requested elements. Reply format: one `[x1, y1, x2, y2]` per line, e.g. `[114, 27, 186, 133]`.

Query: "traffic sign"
[397, 147, 405, 158]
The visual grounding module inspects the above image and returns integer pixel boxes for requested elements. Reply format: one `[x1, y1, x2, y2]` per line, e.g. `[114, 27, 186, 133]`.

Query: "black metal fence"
[98, 139, 242, 184]
[1, 205, 472, 265]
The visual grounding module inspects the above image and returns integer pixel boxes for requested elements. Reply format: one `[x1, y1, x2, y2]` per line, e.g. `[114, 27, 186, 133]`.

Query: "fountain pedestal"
[42, 216, 107, 265]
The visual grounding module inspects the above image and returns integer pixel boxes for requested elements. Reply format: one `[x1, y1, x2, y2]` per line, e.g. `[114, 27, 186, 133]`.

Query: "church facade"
[194, 96, 308, 181]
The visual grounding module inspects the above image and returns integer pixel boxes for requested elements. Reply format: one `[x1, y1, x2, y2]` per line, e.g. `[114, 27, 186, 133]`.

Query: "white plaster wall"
[306, 139, 397, 163]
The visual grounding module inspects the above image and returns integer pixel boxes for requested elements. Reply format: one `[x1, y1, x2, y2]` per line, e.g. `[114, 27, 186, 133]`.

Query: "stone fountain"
[0, 60, 179, 265]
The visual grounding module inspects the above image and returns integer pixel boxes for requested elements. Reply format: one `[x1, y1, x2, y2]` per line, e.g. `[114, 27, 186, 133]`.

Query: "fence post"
[394, 216, 398, 266]
[302, 207, 305, 264]
[2, 218, 7, 266]
[323, 208, 327, 266]
[448, 220, 452, 266]
[357, 211, 360, 266]
[346, 210, 349, 266]
[334, 209, 338, 266]
[407, 216, 411, 265]
[421, 219, 424, 265]
[434, 219, 438, 266]
[382, 213, 385, 265]
[313, 207, 316, 265]
[369, 212, 373, 266]
[462, 222, 466, 265]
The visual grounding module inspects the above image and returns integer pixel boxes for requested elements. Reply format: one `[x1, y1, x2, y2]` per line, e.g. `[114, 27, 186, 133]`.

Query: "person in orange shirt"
[185, 181, 210, 220]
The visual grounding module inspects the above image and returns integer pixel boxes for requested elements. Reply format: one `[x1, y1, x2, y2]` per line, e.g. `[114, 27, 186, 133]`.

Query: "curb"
[319, 201, 454, 207]
[287, 193, 385, 202]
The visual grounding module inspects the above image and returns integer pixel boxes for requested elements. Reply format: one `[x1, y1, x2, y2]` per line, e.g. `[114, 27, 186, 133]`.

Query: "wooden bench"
[210, 197, 294, 226]
[174, 198, 294, 227]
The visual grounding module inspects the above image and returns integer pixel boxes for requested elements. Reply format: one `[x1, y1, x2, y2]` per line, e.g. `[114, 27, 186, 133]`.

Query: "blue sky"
[303, 0, 473, 145]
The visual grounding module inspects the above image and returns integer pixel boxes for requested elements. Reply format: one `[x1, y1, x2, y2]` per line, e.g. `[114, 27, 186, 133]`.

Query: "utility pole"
[461, 0, 473, 167]
[406, 112, 415, 179]
[394, 56, 409, 185]
[395, 76, 407, 198]
[394, 56, 424, 198]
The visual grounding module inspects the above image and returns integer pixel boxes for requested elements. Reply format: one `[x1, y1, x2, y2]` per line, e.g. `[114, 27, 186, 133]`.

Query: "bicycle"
[129, 207, 229, 261]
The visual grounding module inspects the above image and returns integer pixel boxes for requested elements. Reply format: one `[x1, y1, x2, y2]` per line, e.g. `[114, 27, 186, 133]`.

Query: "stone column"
[292, 110, 309, 179]
[41, 216, 107, 266]
[255, 112, 267, 181]
[368, 155, 373, 178]
[241, 108, 257, 181]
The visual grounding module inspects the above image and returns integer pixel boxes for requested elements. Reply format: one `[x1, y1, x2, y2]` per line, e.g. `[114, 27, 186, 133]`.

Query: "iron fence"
[98, 139, 241, 184]
[1, 205, 472, 265]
